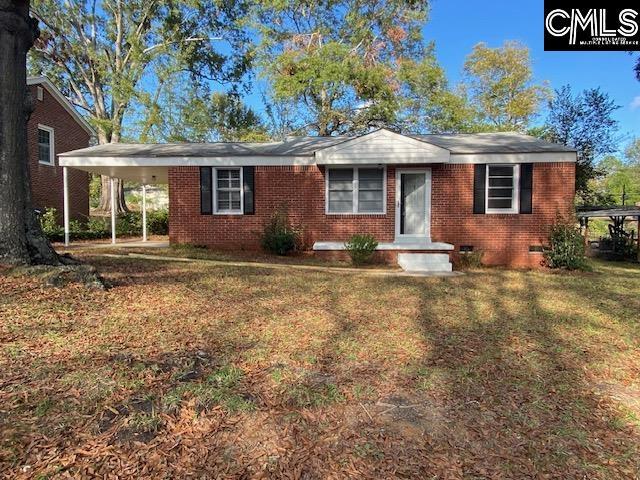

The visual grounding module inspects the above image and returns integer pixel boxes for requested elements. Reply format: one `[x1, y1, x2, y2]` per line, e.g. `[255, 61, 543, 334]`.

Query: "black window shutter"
[519, 163, 533, 214]
[243, 166, 255, 215]
[200, 167, 212, 215]
[473, 164, 486, 214]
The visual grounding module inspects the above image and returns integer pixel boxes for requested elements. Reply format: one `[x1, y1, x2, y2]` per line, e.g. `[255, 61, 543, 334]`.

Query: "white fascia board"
[27, 76, 96, 137]
[315, 128, 450, 163]
[450, 152, 577, 164]
[318, 152, 450, 164]
[58, 155, 316, 167]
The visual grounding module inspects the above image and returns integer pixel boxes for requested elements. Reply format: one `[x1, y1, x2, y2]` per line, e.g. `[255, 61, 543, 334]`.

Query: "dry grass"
[1, 253, 639, 478]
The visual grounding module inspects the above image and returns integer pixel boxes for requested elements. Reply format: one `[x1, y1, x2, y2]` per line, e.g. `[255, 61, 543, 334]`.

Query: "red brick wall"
[168, 162, 575, 267]
[430, 163, 575, 267]
[27, 84, 91, 223]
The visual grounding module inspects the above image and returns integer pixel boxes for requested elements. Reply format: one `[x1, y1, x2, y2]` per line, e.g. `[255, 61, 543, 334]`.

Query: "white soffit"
[315, 129, 451, 164]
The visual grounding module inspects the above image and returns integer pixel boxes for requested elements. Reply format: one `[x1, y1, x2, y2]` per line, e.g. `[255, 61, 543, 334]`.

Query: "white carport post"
[110, 177, 116, 244]
[142, 184, 147, 242]
[62, 167, 70, 246]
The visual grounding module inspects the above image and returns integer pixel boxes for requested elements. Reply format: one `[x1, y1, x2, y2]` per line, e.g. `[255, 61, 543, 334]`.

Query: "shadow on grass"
[407, 268, 640, 477]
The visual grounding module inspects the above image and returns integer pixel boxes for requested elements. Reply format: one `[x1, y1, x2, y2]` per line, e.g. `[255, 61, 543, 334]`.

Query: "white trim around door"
[395, 168, 431, 241]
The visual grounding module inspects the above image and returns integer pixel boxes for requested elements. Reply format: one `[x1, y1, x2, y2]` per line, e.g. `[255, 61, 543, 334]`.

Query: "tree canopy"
[539, 85, 620, 200]
[253, 0, 431, 136]
[462, 41, 550, 131]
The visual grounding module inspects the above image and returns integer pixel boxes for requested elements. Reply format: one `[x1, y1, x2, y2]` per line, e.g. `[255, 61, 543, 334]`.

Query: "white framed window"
[37, 125, 55, 165]
[326, 166, 386, 214]
[486, 164, 519, 214]
[214, 167, 243, 214]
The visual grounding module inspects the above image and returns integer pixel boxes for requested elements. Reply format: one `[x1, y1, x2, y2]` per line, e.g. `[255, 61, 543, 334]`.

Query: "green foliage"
[255, 0, 429, 135]
[85, 218, 109, 239]
[39, 208, 168, 241]
[344, 234, 378, 265]
[162, 365, 254, 413]
[30, 0, 252, 143]
[463, 41, 550, 131]
[539, 85, 620, 199]
[143, 88, 269, 142]
[544, 220, 587, 270]
[261, 208, 301, 256]
[89, 175, 101, 209]
[457, 250, 484, 269]
[115, 212, 141, 237]
[398, 53, 477, 134]
[598, 235, 637, 261]
[39, 208, 64, 242]
[147, 210, 169, 235]
[591, 155, 640, 206]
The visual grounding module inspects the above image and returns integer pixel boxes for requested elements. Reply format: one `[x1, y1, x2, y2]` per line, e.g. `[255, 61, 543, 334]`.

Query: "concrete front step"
[397, 253, 453, 273]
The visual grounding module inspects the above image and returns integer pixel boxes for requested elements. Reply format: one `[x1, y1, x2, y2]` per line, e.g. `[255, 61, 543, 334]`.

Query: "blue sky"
[423, 0, 640, 145]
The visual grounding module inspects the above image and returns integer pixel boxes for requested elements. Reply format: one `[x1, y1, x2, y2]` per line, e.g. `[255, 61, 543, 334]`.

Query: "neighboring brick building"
[27, 76, 94, 223]
[60, 129, 576, 270]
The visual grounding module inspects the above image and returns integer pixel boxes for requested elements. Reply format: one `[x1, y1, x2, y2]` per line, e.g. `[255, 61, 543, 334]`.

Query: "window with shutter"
[215, 168, 243, 214]
[485, 164, 520, 214]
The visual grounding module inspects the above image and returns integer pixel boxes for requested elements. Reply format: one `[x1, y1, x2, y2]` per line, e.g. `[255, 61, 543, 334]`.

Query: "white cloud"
[631, 96, 640, 110]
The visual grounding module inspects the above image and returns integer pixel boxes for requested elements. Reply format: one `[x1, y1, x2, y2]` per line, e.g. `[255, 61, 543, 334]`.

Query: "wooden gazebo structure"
[577, 207, 640, 260]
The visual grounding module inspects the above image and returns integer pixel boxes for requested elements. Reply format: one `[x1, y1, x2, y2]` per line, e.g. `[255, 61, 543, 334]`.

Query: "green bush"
[344, 234, 378, 265]
[261, 208, 301, 255]
[544, 220, 587, 270]
[38, 207, 167, 241]
[147, 209, 169, 235]
[39, 207, 64, 242]
[85, 217, 109, 239]
[116, 212, 142, 236]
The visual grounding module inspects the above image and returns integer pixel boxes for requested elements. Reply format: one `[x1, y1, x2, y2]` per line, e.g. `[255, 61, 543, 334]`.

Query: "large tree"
[0, 0, 59, 265]
[139, 87, 268, 142]
[398, 51, 477, 133]
[462, 41, 550, 131]
[254, 0, 431, 136]
[541, 85, 620, 200]
[29, 0, 251, 212]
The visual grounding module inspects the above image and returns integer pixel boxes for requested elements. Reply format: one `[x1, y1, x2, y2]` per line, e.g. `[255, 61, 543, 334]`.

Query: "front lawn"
[1, 255, 639, 478]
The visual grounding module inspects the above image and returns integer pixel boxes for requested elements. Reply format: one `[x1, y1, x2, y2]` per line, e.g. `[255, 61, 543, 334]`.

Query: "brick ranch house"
[27, 76, 95, 223]
[59, 129, 576, 271]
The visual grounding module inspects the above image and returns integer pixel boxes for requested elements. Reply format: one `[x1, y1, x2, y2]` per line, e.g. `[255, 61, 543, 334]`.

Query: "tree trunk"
[97, 175, 128, 213]
[0, 0, 59, 265]
[93, 128, 128, 214]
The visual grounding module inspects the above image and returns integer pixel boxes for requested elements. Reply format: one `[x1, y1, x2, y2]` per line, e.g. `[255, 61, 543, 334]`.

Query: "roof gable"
[315, 129, 450, 164]
[27, 76, 95, 137]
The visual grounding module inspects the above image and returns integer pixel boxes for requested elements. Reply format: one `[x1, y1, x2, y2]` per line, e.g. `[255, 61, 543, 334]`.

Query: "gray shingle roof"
[60, 130, 575, 158]
[60, 136, 349, 158]
[411, 132, 577, 153]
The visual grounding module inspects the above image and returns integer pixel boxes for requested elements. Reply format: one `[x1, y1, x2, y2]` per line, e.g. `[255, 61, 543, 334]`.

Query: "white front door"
[395, 168, 431, 241]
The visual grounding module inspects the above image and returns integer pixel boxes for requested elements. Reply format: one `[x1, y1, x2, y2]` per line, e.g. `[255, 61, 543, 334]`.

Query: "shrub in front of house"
[261, 208, 301, 255]
[344, 234, 378, 265]
[544, 220, 587, 270]
[116, 212, 142, 236]
[39, 207, 64, 242]
[147, 209, 169, 235]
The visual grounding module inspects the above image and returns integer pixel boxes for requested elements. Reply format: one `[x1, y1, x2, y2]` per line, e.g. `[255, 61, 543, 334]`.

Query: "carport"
[58, 151, 169, 247]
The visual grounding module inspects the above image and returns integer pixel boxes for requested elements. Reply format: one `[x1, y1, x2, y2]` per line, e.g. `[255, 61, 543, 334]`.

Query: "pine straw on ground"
[1, 255, 639, 479]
